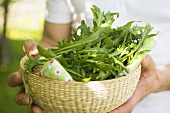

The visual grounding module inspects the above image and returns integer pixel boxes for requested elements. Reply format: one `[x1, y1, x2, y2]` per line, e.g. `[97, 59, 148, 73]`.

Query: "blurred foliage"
[7, 15, 44, 41]
[0, 39, 28, 113]
[0, 0, 19, 5]
[0, 0, 45, 40]
[0, 39, 41, 113]
[0, 0, 44, 113]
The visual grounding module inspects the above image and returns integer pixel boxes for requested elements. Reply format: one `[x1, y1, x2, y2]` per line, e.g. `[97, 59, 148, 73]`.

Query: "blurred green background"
[0, 0, 45, 112]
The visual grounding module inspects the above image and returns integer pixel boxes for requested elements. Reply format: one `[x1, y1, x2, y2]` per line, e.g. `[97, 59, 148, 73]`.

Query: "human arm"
[109, 54, 170, 113]
[39, 21, 71, 48]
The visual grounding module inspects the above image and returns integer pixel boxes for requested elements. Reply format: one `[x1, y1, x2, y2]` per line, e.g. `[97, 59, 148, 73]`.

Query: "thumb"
[23, 39, 39, 56]
[141, 54, 156, 70]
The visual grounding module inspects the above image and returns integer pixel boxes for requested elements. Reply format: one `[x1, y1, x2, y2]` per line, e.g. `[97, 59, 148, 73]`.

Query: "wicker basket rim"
[20, 55, 141, 84]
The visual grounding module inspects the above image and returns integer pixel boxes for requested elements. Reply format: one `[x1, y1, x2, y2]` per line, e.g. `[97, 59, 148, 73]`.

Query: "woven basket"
[20, 56, 141, 113]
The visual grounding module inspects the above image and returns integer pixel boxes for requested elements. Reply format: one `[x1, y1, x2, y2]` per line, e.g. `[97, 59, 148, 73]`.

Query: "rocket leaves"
[25, 5, 157, 82]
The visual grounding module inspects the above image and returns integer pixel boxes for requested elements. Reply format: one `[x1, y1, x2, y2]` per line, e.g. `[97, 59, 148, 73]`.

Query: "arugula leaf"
[91, 5, 119, 28]
[37, 45, 56, 58]
[24, 5, 158, 81]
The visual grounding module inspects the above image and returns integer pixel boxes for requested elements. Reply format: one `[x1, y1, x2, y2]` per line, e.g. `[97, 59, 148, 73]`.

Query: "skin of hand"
[109, 55, 170, 113]
[7, 21, 71, 113]
[40, 21, 71, 48]
[7, 39, 43, 113]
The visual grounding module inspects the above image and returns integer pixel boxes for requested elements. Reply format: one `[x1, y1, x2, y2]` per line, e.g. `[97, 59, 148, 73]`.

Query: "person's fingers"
[31, 105, 43, 113]
[8, 71, 23, 87]
[109, 101, 134, 113]
[141, 54, 156, 70]
[109, 89, 141, 113]
[23, 39, 39, 56]
[140, 54, 157, 83]
[109, 79, 148, 113]
[14, 92, 30, 105]
[110, 55, 156, 113]
[18, 84, 25, 91]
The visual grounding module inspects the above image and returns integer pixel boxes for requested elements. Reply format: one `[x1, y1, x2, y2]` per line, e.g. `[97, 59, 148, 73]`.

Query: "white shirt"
[46, 0, 170, 113]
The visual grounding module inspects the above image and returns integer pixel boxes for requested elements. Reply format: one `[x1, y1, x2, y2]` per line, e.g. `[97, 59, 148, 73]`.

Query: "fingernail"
[28, 44, 38, 55]
[29, 49, 38, 55]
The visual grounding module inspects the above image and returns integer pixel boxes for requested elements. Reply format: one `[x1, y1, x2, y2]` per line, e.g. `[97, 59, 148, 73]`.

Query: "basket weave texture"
[20, 56, 141, 113]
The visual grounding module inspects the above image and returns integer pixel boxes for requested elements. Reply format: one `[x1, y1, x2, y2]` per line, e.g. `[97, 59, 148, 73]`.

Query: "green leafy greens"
[24, 5, 157, 82]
